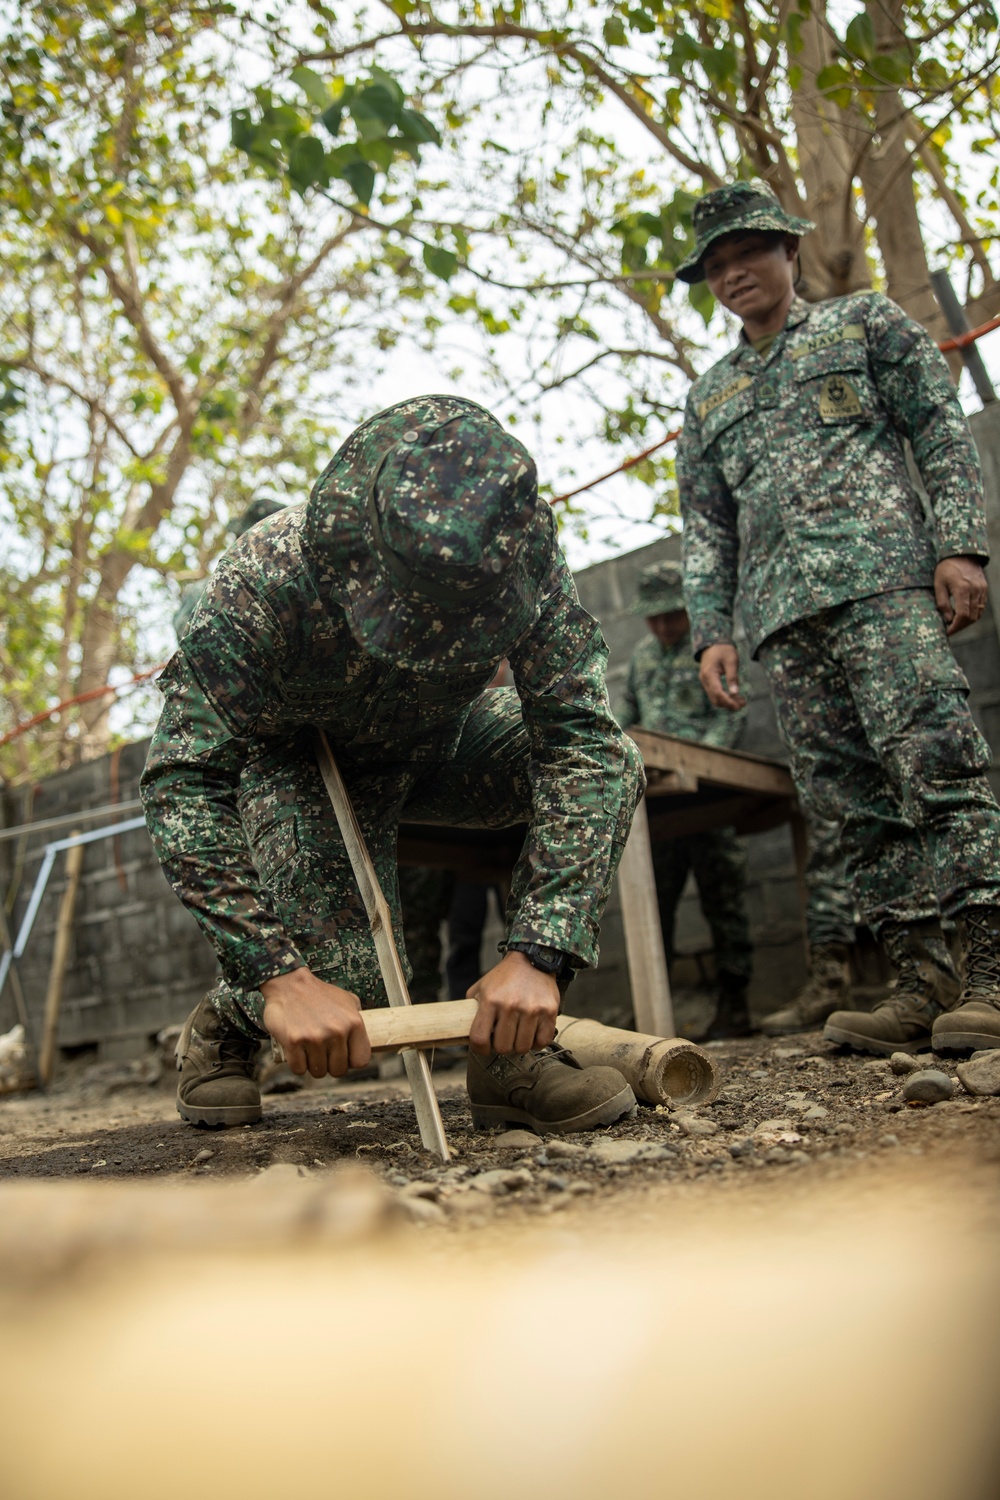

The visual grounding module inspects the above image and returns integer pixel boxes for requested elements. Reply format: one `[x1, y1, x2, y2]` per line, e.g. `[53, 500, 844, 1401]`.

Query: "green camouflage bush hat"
[628, 561, 687, 617]
[676, 180, 814, 284]
[305, 395, 551, 673]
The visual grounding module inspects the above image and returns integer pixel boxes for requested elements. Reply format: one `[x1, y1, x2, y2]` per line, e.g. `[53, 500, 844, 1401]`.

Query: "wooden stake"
[314, 731, 450, 1162]
[38, 841, 84, 1086]
[617, 796, 676, 1038]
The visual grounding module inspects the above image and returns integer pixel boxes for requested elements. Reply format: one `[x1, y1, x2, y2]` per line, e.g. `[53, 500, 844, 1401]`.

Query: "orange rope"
[938, 314, 1000, 352]
[0, 663, 166, 750]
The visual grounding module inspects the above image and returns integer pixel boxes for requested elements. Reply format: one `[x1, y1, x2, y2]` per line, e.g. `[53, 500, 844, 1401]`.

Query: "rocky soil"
[1, 1033, 998, 1223]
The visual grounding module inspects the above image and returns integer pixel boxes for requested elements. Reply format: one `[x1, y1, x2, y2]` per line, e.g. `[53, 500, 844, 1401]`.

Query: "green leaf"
[603, 16, 627, 46]
[287, 134, 326, 191]
[319, 101, 344, 138]
[844, 12, 876, 61]
[788, 63, 803, 90]
[422, 244, 459, 280]
[341, 159, 376, 204]
[816, 62, 851, 92]
[865, 49, 912, 85]
[397, 107, 441, 145]
[688, 279, 714, 326]
[290, 65, 331, 109]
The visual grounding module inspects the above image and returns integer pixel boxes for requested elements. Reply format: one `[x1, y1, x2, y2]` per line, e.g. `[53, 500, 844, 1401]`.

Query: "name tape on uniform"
[697, 375, 753, 421]
[788, 324, 866, 360]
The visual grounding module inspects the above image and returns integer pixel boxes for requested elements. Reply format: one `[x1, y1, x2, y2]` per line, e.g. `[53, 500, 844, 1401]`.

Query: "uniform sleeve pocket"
[914, 654, 970, 695]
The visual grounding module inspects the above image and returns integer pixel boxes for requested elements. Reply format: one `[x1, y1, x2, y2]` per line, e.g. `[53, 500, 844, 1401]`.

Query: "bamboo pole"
[38, 841, 84, 1086]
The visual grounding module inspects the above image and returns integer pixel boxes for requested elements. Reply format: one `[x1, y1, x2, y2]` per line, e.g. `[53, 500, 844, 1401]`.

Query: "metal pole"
[0, 816, 147, 1004]
[930, 268, 997, 406]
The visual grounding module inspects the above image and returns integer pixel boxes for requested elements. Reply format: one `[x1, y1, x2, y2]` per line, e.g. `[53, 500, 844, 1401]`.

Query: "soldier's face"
[702, 232, 797, 323]
[647, 610, 689, 647]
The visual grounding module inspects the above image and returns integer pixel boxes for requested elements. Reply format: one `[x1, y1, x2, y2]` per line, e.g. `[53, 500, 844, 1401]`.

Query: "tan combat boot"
[760, 943, 852, 1036]
[933, 906, 1000, 1054]
[824, 918, 960, 1055]
[467, 1043, 635, 1134]
[176, 995, 262, 1127]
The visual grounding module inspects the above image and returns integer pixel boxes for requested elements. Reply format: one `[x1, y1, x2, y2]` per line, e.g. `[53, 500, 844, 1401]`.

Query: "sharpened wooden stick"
[314, 730, 450, 1162]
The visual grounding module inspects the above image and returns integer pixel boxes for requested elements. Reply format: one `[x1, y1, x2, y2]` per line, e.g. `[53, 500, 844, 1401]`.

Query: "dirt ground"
[2, 1031, 998, 1217]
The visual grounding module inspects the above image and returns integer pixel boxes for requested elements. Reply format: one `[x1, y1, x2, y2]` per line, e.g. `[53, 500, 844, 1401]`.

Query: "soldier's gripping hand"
[467, 950, 560, 1056]
[934, 556, 988, 636]
[699, 643, 747, 711]
[261, 967, 372, 1078]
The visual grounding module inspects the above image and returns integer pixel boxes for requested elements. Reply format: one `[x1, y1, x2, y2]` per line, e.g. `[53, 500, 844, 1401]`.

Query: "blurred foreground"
[0, 1139, 997, 1500]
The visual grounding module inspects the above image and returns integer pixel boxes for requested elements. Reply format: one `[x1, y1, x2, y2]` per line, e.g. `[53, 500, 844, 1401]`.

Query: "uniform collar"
[729, 295, 812, 364]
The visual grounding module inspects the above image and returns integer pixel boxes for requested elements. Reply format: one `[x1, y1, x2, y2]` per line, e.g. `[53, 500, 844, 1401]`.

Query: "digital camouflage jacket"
[140, 505, 638, 993]
[677, 292, 988, 657]
[619, 632, 746, 750]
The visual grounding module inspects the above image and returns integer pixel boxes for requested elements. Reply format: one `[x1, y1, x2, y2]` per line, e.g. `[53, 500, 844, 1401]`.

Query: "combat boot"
[467, 1043, 635, 1134]
[824, 918, 960, 1055]
[760, 943, 852, 1036]
[176, 994, 262, 1127]
[702, 971, 754, 1041]
[933, 905, 1000, 1053]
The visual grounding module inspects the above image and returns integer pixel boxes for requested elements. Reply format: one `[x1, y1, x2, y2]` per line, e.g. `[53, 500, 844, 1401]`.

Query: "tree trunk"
[789, 5, 871, 300]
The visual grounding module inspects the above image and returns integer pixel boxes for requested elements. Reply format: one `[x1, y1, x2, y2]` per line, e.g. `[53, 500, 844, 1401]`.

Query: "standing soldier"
[141, 396, 643, 1133]
[676, 179, 1000, 1057]
[620, 561, 754, 1038]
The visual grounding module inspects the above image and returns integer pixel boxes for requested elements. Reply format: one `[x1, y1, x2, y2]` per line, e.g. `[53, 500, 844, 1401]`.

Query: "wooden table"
[397, 729, 804, 1040]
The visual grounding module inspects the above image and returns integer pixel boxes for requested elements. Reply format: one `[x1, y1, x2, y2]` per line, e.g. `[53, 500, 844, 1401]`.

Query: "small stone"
[890, 1052, 921, 1076]
[878, 1134, 900, 1148]
[787, 1150, 810, 1164]
[763, 1146, 790, 1163]
[401, 1180, 440, 1201]
[192, 1149, 215, 1165]
[566, 1180, 595, 1195]
[590, 1139, 646, 1164]
[673, 1115, 719, 1138]
[956, 1050, 1000, 1098]
[750, 1069, 769, 1079]
[543, 1140, 586, 1160]
[470, 1167, 532, 1195]
[398, 1195, 446, 1224]
[491, 1129, 541, 1151]
[773, 1047, 805, 1058]
[830, 1123, 854, 1136]
[802, 1104, 828, 1120]
[902, 1070, 955, 1105]
[729, 1138, 755, 1158]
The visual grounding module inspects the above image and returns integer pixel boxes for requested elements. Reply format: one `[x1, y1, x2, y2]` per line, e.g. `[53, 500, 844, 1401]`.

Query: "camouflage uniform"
[398, 865, 455, 1004]
[173, 496, 286, 642]
[804, 816, 855, 950]
[677, 236, 1000, 934]
[620, 562, 753, 988]
[141, 396, 644, 1040]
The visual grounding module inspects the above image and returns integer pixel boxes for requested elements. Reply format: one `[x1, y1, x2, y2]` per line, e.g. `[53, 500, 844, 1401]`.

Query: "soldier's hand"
[699, 643, 747, 711]
[261, 967, 371, 1078]
[935, 556, 988, 636]
[467, 951, 560, 1056]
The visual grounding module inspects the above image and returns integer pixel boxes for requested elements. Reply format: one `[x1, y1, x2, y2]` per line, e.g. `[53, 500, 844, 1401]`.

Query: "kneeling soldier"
[141, 397, 643, 1132]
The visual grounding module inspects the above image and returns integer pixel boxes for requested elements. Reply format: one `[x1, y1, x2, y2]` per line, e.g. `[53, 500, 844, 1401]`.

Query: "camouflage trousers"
[758, 589, 1000, 936]
[651, 828, 753, 982]
[804, 814, 856, 948]
[210, 689, 642, 1038]
[398, 866, 455, 1004]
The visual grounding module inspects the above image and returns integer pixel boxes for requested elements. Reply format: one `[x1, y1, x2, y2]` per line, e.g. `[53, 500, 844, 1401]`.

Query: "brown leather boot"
[824, 918, 959, 1055]
[467, 1043, 635, 1134]
[760, 943, 852, 1036]
[176, 995, 262, 1127]
[933, 905, 1000, 1054]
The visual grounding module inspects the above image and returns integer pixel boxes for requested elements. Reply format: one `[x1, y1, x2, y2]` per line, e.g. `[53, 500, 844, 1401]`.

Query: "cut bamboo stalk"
[38, 841, 84, 1086]
[617, 797, 676, 1037]
[363, 998, 477, 1053]
[314, 730, 450, 1162]
[555, 1015, 719, 1108]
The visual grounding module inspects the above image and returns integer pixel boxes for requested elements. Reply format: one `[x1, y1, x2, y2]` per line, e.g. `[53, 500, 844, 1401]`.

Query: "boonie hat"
[305, 395, 552, 674]
[629, 561, 687, 617]
[676, 180, 814, 284]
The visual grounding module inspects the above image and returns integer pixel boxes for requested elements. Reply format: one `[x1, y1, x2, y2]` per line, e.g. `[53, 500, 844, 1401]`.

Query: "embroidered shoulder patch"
[697, 375, 753, 421]
[788, 324, 866, 360]
[818, 373, 863, 418]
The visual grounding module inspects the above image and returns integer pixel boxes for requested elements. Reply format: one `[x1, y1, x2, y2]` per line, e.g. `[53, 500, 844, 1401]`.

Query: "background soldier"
[172, 495, 286, 641]
[677, 179, 1000, 1057]
[620, 561, 754, 1038]
[141, 396, 643, 1134]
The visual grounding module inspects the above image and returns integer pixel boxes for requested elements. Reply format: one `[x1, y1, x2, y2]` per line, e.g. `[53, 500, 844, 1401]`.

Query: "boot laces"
[963, 909, 1000, 997]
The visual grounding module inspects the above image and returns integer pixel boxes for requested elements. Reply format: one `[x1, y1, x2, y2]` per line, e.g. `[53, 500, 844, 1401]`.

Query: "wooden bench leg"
[617, 797, 676, 1039]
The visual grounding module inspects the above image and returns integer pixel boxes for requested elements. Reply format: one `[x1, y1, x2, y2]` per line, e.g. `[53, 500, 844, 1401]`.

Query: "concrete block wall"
[3, 408, 1000, 1048]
